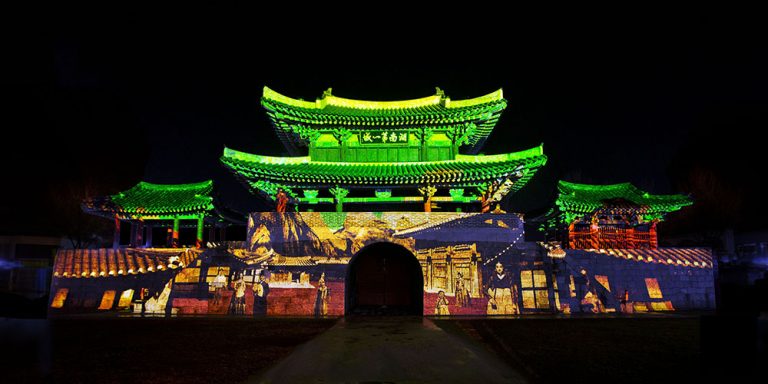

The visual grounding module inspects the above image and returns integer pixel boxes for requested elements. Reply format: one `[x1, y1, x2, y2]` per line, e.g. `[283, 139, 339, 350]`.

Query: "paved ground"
[250, 316, 527, 384]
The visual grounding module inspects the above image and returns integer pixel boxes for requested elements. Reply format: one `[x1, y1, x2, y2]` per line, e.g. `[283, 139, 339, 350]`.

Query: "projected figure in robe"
[487, 262, 519, 315]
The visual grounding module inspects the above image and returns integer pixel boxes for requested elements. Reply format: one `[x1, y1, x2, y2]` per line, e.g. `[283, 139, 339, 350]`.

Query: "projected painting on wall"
[49, 212, 535, 316]
[49, 212, 715, 316]
[243, 212, 529, 316]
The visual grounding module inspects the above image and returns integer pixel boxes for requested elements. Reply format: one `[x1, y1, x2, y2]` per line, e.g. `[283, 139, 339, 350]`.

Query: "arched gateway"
[346, 242, 423, 315]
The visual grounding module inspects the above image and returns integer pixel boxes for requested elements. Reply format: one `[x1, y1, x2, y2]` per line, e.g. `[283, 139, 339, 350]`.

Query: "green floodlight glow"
[220, 87, 550, 208]
[261, 86, 508, 154]
[262, 86, 503, 111]
[220, 145, 547, 192]
[83, 180, 215, 219]
[554, 180, 693, 223]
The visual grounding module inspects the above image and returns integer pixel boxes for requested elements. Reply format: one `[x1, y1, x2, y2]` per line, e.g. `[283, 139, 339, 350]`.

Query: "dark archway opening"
[346, 242, 423, 315]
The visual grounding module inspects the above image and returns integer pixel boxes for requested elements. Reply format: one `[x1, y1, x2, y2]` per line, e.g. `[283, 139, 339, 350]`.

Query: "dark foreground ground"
[2, 314, 765, 383]
[3, 317, 337, 384]
[435, 314, 765, 383]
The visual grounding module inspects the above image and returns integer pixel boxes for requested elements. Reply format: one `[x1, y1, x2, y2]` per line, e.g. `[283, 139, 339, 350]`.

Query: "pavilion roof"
[566, 248, 713, 269]
[53, 248, 201, 278]
[555, 181, 692, 217]
[261, 86, 507, 155]
[82, 181, 215, 220]
[220, 145, 547, 196]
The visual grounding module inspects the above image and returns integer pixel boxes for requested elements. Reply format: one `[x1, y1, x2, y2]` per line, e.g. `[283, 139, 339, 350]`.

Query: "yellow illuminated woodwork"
[51, 288, 68, 308]
[521, 270, 533, 288]
[205, 266, 230, 284]
[645, 278, 663, 299]
[175, 267, 201, 283]
[521, 270, 549, 309]
[535, 290, 549, 308]
[98, 290, 116, 310]
[522, 290, 536, 309]
[118, 289, 134, 308]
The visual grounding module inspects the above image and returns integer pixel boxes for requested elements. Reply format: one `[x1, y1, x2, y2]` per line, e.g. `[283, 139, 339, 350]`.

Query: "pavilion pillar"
[166, 227, 173, 247]
[426, 256, 433, 290]
[172, 217, 180, 248]
[568, 221, 576, 249]
[329, 186, 349, 213]
[113, 215, 121, 249]
[135, 220, 144, 248]
[144, 224, 153, 248]
[650, 220, 658, 250]
[196, 215, 204, 248]
[419, 185, 437, 213]
[470, 254, 480, 297]
[446, 252, 454, 294]
[129, 221, 138, 247]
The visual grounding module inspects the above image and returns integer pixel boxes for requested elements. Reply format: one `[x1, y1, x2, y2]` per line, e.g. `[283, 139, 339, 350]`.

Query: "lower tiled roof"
[53, 248, 201, 278]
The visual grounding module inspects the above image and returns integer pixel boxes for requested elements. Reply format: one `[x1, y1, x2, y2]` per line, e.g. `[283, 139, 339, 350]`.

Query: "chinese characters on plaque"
[359, 131, 409, 144]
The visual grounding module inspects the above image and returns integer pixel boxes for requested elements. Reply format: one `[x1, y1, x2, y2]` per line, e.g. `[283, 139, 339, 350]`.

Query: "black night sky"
[3, 18, 766, 241]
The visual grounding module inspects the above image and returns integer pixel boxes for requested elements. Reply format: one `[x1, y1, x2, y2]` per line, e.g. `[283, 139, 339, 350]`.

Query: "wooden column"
[470, 253, 480, 297]
[446, 251, 454, 294]
[172, 217, 180, 248]
[129, 221, 137, 247]
[113, 215, 121, 249]
[419, 185, 437, 213]
[166, 227, 173, 247]
[650, 221, 658, 250]
[329, 187, 348, 213]
[426, 255, 433, 290]
[135, 220, 144, 248]
[196, 215, 204, 248]
[144, 224, 153, 248]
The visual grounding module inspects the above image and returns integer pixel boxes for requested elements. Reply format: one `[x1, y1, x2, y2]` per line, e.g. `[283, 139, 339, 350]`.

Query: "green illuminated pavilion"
[554, 181, 693, 224]
[222, 87, 548, 212]
[542, 181, 692, 249]
[82, 180, 241, 248]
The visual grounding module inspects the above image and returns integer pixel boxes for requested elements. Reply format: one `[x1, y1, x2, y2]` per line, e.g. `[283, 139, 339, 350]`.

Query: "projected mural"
[49, 211, 715, 316]
[243, 211, 528, 316]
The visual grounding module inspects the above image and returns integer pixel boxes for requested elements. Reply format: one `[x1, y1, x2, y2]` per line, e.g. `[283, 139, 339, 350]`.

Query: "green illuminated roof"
[262, 86, 507, 155]
[82, 181, 215, 219]
[556, 181, 692, 217]
[221, 145, 547, 195]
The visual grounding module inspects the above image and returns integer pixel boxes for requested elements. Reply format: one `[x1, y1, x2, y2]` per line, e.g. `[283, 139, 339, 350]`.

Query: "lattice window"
[51, 288, 68, 308]
[521, 270, 549, 309]
[645, 278, 663, 299]
[98, 290, 116, 310]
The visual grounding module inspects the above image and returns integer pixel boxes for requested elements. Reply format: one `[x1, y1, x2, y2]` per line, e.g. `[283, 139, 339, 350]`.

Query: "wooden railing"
[569, 226, 657, 249]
